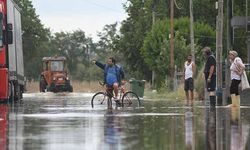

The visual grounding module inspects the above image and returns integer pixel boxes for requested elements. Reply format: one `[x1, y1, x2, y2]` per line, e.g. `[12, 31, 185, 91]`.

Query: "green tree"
[141, 18, 215, 88]
[96, 23, 122, 62]
[51, 30, 96, 80]
[118, 0, 153, 80]
[118, 0, 218, 82]
[141, 19, 189, 88]
[14, 0, 52, 80]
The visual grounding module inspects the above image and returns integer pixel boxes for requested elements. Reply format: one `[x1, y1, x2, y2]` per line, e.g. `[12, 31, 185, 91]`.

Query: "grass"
[144, 82, 201, 102]
[25, 81, 103, 93]
[144, 83, 185, 101]
[25, 80, 150, 93]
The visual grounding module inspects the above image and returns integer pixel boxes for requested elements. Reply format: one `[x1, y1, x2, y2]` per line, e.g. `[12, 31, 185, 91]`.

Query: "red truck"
[0, 0, 24, 102]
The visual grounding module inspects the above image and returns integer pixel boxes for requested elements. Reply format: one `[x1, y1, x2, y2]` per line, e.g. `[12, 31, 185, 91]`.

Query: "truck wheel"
[15, 85, 21, 101]
[8, 82, 14, 102]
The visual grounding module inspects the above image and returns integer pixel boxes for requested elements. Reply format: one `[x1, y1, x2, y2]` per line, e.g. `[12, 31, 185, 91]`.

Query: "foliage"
[96, 23, 124, 63]
[118, 0, 219, 82]
[141, 18, 215, 88]
[14, 0, 52, 80]
[118, 0, 153, 81]
[51, 30, 96, 80]
[194, 67, 205, 100]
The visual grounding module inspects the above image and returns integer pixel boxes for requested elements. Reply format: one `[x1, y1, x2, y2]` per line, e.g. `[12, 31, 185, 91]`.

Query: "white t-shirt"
[184, 61, 193, 80]
[230, 57, 244, 80]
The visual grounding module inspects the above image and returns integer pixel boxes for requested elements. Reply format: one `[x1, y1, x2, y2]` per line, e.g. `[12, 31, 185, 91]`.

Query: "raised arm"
[93, 60, 105, 70]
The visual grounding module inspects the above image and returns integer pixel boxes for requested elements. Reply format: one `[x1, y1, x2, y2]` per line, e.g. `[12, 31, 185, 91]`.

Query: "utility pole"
[216, 0, 224, 105]
[246, 0, 250, 63]
[152, 7, 156, 89]
[170, 0, 175, 89]
[190, 0, 195, 62]
[226, 0, 232, 105]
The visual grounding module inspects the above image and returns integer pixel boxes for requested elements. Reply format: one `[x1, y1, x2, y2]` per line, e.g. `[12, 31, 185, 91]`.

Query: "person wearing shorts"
[203, 47, 216, 107]
[184, 54, 196, 106]
[228, 50, 245, 107]
[92, 57, 125, 104]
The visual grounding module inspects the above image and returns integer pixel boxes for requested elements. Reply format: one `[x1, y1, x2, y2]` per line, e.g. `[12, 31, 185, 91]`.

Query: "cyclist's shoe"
[114, 99, 122, 107]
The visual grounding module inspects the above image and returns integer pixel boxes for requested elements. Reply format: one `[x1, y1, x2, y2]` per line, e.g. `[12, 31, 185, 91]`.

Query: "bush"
[195, 68, 205, 100]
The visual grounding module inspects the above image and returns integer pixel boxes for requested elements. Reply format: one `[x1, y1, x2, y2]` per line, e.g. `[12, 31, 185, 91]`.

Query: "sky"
[31, 0, 128, 41]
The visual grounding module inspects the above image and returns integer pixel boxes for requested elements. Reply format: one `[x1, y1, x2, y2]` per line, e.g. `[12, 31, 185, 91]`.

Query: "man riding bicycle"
[92, 57, 125, 105]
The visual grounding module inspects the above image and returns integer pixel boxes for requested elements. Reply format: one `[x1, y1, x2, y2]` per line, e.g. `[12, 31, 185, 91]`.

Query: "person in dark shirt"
[203, 47, 216, 107]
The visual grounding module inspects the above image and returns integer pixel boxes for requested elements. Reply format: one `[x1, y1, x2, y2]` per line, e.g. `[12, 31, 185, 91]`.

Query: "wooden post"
[190, 0, 195, 62]
[216, 0, 224, 105]
[170, 0, 175, 89]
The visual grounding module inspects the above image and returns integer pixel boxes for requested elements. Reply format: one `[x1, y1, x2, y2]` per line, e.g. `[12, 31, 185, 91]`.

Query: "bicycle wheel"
[121, 91, 140, 108]
[91, 92, 109, 108]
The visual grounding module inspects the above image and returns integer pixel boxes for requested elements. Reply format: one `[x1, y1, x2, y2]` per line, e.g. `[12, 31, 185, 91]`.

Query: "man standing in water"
[184, 54, 196, 106]
[203, 47, 216, 107]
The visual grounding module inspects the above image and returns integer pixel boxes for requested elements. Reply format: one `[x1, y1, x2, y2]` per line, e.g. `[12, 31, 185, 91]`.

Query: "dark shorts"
[184, 78, 194, 91]
[205, 75, 216, 92]
[230, 79, 241, 95]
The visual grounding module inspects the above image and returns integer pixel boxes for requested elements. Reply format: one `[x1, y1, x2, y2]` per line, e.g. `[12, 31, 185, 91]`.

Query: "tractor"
[39, 56, 73, 92]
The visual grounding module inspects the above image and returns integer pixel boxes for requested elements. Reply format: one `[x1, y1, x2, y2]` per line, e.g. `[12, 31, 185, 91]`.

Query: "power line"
[84, 0, 124, 14]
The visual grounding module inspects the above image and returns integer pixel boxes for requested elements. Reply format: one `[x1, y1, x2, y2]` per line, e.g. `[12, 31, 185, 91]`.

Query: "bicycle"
[91, 81, 140, 109]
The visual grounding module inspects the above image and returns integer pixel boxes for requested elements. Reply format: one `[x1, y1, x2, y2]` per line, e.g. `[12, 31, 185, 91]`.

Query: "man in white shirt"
[184, 54, 196, 106]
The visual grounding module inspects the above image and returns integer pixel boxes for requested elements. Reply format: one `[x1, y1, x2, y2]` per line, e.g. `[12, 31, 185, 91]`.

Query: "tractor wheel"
[69, 85, 73, 92]
[39, 80, 46, 92]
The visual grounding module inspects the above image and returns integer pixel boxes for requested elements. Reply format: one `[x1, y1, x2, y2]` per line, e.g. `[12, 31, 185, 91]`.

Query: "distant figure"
[203, 47, 216, 107]
[92, 57, 125, 104]
[184, 54, 196, 106]
[228, 50, 245, 107]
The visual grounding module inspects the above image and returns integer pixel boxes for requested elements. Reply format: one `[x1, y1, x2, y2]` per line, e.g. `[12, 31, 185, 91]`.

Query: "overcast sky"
[31, 0, 128, 41]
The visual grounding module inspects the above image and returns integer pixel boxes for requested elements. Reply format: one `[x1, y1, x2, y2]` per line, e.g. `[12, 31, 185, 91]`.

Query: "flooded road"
[1, 93, 250, 150]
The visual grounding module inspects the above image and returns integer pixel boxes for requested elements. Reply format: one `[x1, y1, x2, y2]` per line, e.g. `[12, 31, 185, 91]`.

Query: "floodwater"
[0, 93, 250, 150]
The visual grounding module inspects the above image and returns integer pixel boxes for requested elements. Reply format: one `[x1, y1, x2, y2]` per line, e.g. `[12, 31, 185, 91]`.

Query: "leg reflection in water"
[104, 110, 122, 150]
[230, 107, 249, 150]
[205, 107, 216, 150]
[184, 107, 195, 150]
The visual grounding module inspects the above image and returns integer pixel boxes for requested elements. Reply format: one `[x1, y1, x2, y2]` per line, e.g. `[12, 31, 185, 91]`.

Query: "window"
[51, 61, 64, 71]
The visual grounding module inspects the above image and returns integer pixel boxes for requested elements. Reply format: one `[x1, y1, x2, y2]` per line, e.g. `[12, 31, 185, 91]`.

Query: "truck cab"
[40, 56, 73, 92]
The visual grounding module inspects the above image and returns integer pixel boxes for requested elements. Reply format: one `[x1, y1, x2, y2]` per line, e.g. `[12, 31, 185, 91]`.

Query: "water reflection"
[2, 93, 250, 150]
[0, 104, 7, 150]
[8, 102, 24, 150]
[184, 107, 195, 150]
[104, 110, 122, 150]
[205, 107, 216, 150]
[230, 107, 249, 150]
